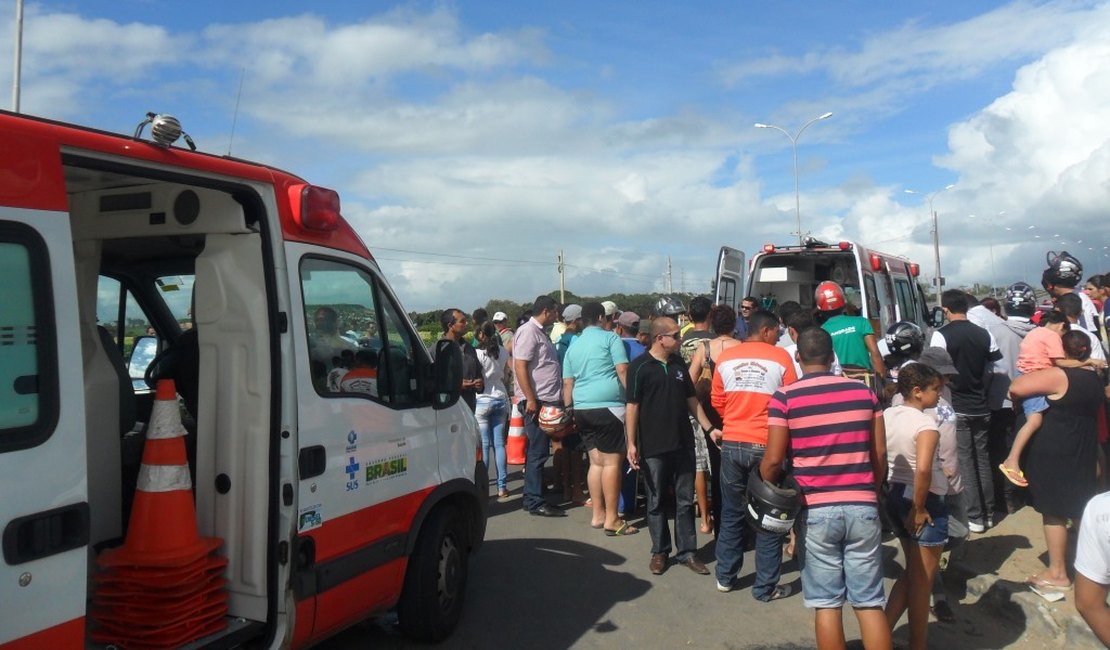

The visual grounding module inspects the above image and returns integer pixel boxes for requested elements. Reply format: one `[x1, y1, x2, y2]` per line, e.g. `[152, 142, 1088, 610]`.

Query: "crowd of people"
[437, 249, 1110, 649]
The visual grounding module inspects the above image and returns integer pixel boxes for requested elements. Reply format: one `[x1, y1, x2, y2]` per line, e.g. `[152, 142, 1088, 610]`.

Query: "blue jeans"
[797, 504, 885, 609]
[522, 405, 550, 511]
[714, 441, 784, 599]
[642, 448, 697, 561]
[475, 397, 508, 491]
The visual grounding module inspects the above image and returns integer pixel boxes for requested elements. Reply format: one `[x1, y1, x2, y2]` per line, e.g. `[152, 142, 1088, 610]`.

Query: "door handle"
[3, 503, 90, 565]
[298, 445, 327, 480]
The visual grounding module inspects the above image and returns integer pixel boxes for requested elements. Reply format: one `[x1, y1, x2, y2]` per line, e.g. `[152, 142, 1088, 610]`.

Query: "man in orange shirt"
[711, 309, 798, 600]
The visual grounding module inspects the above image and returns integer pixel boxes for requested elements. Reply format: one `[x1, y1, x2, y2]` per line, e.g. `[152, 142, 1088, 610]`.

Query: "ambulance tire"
[397, 505, 469, 642]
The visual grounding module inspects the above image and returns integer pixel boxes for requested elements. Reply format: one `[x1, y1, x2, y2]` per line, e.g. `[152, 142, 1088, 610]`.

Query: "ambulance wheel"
[397, 505, 469, 642]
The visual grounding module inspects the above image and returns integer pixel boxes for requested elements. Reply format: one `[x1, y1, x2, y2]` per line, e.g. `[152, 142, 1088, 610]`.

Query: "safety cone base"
[98, 535, 222, 568]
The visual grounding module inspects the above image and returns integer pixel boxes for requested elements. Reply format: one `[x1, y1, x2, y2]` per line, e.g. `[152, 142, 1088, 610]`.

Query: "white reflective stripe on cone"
[147, 399, 188, 440]
[137, 464, 193, 492]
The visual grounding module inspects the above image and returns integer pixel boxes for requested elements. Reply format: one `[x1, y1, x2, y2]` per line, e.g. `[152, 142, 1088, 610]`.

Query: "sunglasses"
[740, 305, 754, 311]
[659, 332, 682, 340]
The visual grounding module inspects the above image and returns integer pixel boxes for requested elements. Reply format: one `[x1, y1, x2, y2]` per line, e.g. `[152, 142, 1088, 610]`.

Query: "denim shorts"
[1021, 394, 1049, 417]
[797, 504, 886, 609]
[885, 484, 950, 547]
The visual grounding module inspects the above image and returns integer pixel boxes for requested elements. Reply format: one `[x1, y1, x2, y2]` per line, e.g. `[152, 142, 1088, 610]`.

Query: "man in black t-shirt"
[929, 290, 1003, 532]
[626, 316, 719, 576]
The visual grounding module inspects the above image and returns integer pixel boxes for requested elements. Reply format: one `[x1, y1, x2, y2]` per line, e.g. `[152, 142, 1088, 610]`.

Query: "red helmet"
[538, 404, 572, 440]
[815, 281, 846, 312]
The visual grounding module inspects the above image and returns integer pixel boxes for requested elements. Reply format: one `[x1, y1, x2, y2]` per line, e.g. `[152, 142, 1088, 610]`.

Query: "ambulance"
[0, 110, 486, 648]
[715, 238, 934, 338]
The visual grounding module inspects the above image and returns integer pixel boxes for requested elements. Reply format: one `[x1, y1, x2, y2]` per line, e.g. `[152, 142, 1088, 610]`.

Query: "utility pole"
[666, 256, 673, 293]
[557, 250, 565, 304]
[12, 0, 24, 112]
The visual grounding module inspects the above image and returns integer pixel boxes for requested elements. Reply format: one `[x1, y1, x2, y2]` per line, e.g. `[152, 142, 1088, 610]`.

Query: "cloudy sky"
[4, 1, 1110, 311]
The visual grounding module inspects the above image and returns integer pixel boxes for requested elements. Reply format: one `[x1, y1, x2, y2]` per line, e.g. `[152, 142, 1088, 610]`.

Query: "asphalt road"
[326, 466, 1047, 650]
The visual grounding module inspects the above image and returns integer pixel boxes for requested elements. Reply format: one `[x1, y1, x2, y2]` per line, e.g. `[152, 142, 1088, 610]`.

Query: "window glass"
[299, 258, 385, 398]
[718, 277, 736, 310]
[894, 280, 915, 322]
[155, 275, 196, 330]
[0, 225, 58, 451]
[0, 243, 40, 429]
[863, 275, 880, 319]
[376, 290, 426, 406]
[98, 276, 156, 377]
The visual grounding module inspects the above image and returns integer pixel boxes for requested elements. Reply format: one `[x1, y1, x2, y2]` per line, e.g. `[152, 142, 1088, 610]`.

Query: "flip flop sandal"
[605, 520, 639, 536]
[998, 464, 1028, 487]
[1025, 575, 1071, 590]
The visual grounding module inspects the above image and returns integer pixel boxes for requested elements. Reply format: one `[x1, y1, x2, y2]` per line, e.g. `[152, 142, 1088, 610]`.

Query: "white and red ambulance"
[715, 238, 934, 337]
[0, 110, 486, 648]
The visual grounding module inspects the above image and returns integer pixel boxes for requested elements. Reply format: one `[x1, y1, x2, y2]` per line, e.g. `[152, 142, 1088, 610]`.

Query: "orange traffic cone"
[507, 398, 527, 465]
[92, 379, 228, 649]
[99, 379, 220, 568]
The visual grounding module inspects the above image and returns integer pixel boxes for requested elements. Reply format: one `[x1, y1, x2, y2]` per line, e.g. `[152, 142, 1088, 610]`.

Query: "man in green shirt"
[815, 281, 887, 376]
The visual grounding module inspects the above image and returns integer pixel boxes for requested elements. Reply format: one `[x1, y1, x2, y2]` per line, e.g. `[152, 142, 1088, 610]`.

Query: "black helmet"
[654, 295, 686, 317]
[885, 321, 924, 357]
[1043, 251, 1083, 288]
[1005, 282, 1037, 317]
[745, 469, 801, 536]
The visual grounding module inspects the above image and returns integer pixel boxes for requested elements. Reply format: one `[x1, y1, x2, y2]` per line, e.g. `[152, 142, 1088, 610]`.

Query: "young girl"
[884, 362, 947, 650]
[998, 310, 1094, 486]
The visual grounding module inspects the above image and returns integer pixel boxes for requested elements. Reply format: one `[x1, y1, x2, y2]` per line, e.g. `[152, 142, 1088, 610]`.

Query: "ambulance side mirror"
[929, 306, 945, 327]
[432, 339, 463, 410]
[128, 336, 159, 391]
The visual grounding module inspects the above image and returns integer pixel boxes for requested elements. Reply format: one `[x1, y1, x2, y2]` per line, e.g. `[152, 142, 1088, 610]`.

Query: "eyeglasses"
[659, 332, 682, 340]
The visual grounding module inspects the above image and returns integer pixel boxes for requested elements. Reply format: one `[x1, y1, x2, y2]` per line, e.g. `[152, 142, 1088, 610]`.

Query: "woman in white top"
[475, 322, 511, 497]
[883, 362, 947, 650]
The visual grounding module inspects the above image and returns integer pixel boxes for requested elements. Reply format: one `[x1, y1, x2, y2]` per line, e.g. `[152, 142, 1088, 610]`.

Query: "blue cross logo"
[345, 457, 360, 479]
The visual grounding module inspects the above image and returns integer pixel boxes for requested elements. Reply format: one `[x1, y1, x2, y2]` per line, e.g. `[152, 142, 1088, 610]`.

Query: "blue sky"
[5, 1, 1110, 310]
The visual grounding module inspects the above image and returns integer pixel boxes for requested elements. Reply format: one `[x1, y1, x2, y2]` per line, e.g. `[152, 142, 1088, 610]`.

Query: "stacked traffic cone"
[506, 397, 527, 465]
[91, 379, 227, 649]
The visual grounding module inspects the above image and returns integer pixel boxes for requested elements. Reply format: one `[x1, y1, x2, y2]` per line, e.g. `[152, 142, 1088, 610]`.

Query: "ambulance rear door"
[0, 131, 89, 648]
[714, 246, 746, 311]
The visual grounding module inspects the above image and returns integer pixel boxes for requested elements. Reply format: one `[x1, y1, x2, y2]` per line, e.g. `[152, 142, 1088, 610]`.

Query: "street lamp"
[905, 184, 955, 295]
[754, 111, 833, 245]
[969, 212, 999, 295]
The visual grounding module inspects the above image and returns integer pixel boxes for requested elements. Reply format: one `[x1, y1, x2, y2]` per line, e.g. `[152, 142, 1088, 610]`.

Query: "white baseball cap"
[492, 311, 509, 322]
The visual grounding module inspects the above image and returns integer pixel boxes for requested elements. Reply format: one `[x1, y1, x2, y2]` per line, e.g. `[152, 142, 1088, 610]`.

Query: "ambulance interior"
[65, 159, 275, 645]
[748, 252, 862, 314]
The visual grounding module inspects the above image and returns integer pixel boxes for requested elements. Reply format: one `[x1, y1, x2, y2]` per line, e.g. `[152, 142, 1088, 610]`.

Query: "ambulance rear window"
[0, 224, 58, 452]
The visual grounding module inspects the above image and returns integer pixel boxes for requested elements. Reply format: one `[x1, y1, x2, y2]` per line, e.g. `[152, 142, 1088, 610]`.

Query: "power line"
[371, 245, 666, 281]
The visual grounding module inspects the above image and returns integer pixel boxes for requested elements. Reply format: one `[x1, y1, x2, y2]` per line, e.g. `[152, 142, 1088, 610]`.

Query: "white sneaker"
[968, 520, 986, 534]
[716, 578, 734, 593]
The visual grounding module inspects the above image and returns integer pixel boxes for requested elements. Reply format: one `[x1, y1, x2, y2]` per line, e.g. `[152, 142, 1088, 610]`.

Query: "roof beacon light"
[909, 263, 920, 277]
[763, 244, 775, 253]
[300, 185, 341, 232]
[133, 112, 197, 151]
[869, 253, 883, 272]
[838, 241, 852, 251]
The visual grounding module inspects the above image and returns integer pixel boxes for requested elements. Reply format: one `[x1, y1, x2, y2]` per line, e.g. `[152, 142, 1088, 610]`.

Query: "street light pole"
[905, 184, 955, 296]
[755, 111, 833, 245]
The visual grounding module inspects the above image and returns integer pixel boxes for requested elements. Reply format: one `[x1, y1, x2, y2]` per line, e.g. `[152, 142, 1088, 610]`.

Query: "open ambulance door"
[714, 246, 746, 312]
[0, 136, 89, 648]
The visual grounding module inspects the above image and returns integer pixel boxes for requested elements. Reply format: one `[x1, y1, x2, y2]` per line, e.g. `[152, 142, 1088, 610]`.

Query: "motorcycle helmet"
[1005, 282, 1037, 317]
[745, 469, 801, 536]
[885, 321, 925, 357]
[654, 295, 686, 318]
[814, 281, 846, 312]
[1043, 250, 1083, 288]
[538, 404, 572, 440]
